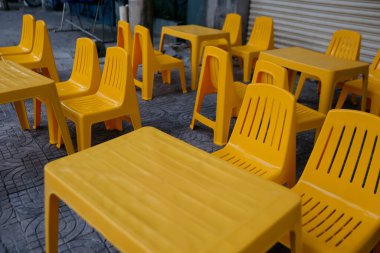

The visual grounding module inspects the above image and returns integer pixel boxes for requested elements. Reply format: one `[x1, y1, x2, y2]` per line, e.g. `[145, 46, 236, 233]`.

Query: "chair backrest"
[117, 20, 132, 54]
[369, 49, 380, 80]
[132, 25, 156, 78]
[251, 60, 289, 90]
[98, 47, 131, 104]
[247, 16, 274, 50]
[228, 84, 296, 168]
[326, 30, 361, 61]
[70, 38, 101, 93]
[222, 13, 242, 47]
[19, 14, 35, 51]
[299, 109, 380, 214]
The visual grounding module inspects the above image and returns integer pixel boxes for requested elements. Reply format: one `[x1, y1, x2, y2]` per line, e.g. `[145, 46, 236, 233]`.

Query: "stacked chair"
[336, 49, 380, 115]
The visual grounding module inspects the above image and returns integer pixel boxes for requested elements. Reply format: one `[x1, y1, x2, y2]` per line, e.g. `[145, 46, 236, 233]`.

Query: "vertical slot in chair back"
[247, 16, 274, 50]
[326, 30, 361, 61]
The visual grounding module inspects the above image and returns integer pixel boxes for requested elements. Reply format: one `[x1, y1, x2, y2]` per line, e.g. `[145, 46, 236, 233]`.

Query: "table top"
[260, 47, 369, 72]
[162, 24, 229, 38]
[46, 126, 300, 252]
[0, 60, 53, 95]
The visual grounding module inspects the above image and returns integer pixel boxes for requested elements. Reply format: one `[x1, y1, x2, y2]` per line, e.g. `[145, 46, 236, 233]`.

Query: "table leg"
[290, 219, 302, 253]
[288, 70, 297, 94]
[318, 75, 335, 115]
[45, 86, 75, 154]
[360, 73, 368, 111]
[13, 100, 30, 130]
[190, 39, 200, 90]
[45, 190, 59, 253]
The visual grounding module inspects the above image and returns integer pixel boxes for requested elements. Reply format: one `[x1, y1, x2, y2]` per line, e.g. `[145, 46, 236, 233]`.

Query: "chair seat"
[61, 94, 120, 118]
[56, 80, 89, 100]
[0, 45, 30, 56]
[156, 54, 183, 70]
[296, 103, 325, 132]
[213, 145, 282, 181]
[343, 78, 380, 97]
[282, 182, 380, 253]
[231, 45, 263, 56]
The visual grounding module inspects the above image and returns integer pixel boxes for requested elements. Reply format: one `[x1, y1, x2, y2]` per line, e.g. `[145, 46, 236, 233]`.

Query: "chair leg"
[214, 105, 232, 146]
[294, 73, 307, 101]
[33, 98, 42, 129]
[335, 88, 349, 109]
[162, 70, 171, 84]
[190, 87, 207, 129]
[56, 127, 63, 149]
[45, 191, 59, 253]
[289, 219, 302, 253]
[178, 65, 187, 94]
[242, 55, 252, 83]
[129, 112, 142, 130]
[141, 70, 154, 100]
[76, 121, 91, 151]
[14, 100, 30, 130]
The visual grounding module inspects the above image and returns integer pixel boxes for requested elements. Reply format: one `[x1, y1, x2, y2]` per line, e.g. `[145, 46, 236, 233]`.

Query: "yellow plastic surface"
[213, 84, 297, 187]
[281, 109, 380, 253]
[190, 46, 245, 146]
[159, 25, 229, 90]
[199, 13, 242, 61]
[45, 126, 302, 253]
[295, 30, 361, 100]
[117, 20, 133, 53]
[0, 14, 35, 56]
[259, 47, 369, 115]
[231, 16, 274, 82]
[132, 25, 186, 100]
[252, 60, 326, 134]
[0, 60, 74, 154]
[60, 47, 141, 151]
[337, 49, 380, 115]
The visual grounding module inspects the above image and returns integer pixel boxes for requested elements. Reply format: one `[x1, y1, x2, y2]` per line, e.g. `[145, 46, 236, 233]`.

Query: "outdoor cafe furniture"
[133, 25, 186, 100]
[0, 14, 35, 56]
[159, 24, 230, 90]
[259, 47, 369, 115]
[231, 16, 274, 83]
[60, 47, 141, 151]
[0, 59, 74, 154]
[45, 126, 302, 253]
[213, 83, 297, 187]
[294, 30, 361, 100]
[336, 48, 380, 115]
[281, 109, 380, 252]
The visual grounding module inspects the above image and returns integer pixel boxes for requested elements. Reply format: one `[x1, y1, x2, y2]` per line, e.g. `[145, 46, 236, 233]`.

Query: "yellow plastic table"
[159, 25, 229, 90]
[259, 47, 369, 114]
[45, 127, 302, 253]
[0, 60, 74, 155]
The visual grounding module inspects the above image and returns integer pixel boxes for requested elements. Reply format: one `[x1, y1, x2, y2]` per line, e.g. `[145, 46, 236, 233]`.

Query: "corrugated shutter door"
[248, 0, 380, 63]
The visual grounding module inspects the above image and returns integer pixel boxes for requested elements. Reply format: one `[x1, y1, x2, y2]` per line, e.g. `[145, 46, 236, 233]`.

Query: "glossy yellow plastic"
[117, 20, 132, 53]
[259, 47, 369, 115]
[53, 38, 101, 148]
[295, 30, 361, 100]
[0, 14, 35, 56]
[252, 60, 326, 134]
[199, 13, 242, 59]
[281, 109, 380, 253]
[231, 16, 274, 82]
[132, 25, 186, 100]
[213, 84, 297, 187]
[0, 60, 74, 154]
[45, 126, 302, 253]
[159, 25, 229, 90]
[190, 46, 246, 146]
[336, 49, 380, 114]
[60, 47, 141, 151]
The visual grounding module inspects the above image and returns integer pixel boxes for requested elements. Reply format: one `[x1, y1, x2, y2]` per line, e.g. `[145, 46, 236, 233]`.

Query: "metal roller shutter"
[248, 0, 380, 63]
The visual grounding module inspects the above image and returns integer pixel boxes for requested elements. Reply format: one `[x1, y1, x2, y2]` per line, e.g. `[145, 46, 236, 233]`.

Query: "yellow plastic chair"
[231, 16, 274, 82]
[0, 14, 35, 56]
[199, 13, 242, 60]
[213, 84, 296, 187]
[252, 60, 326, 135]
[117, 20, 132, 53]
[281, 109, 380, 253]
[295, 30, 361, 100]
[60, 47, 141, 151]
[190, 46, 246, 146]
[132, 25, 186, 100]
[336, 49, 380, 115]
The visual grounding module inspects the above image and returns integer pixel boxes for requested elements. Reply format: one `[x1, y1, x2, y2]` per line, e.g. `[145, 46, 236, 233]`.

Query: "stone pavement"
[0, 6, 359, 253]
